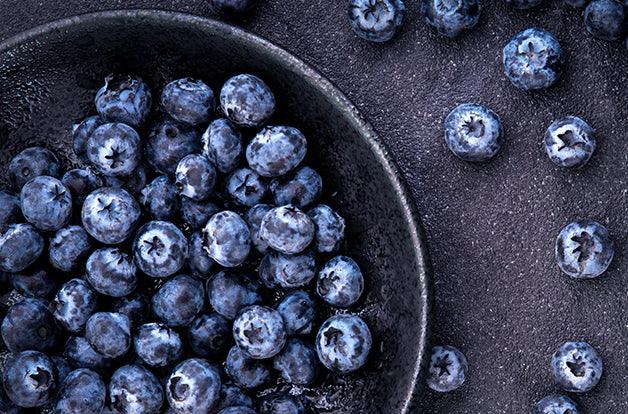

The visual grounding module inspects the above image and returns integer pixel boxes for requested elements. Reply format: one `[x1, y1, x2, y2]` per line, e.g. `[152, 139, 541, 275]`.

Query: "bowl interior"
[0, 10, 430, 413]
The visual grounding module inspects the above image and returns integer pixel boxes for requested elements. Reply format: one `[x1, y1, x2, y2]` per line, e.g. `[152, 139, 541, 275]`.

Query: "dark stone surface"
[0, 1, 626, 413]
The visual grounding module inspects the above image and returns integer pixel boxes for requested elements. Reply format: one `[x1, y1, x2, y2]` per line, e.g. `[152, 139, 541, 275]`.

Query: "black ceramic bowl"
[0, 10, 430, 413]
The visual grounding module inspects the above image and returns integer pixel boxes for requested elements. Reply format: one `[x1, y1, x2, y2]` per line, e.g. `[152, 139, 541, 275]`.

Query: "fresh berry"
[259, 394, 305, 414]
[420, 0, 480, 38]
[72, 116, 103, 162]
[86, 122, 142, 177]
[444, 103, 503, 162]
[145, 117, 201, 175]
[308, 204, 345, 253]
[348, 0, 406, 42]
[109, 365, 163, 413]
[215, 384, 254, 411]
[210, 0, 256, 15]
[244, 203, 273, 253]
[207, 272, 263, 320]
[273, 338, 318, 385]
[233, 305, 287, 359]
[10, 267, 56, 298]
[54, 368, 106, 414]
[53, 279, 98, 333]
[86, 247, 137, 297]
[85, 312, 131, 358]
[0, 223, 44, 272]
[161, 78, 215, 126]
[427, 345, 468, 392]
[270, 166, 322, 208]
[316, 314, 371, 373]
[276, 291, 316, 335]
[246, 126, 307, 177]
[555, 220, 614, 279]
[95, 75, 152, 127]
[180, 198, 220, 230]
[63, 336, 110, 371]
[1, 298, 56, 353]
[552, 341, 603, 392]
[175, 153, 217, 201]
[533, 395, 580, 414]
[202, 118, 243, 173]
[188, 231, 215, 276]
[134, 322, 183, 367]
[61, 168, 102, 204]
[259, 250, 317, 289]
[112, 292, 149, 328]
[317, 255, 364, 307]
[584, 0, 625, 41]
[2, 350, 56, 408]
[0, 190, 21, 228]
[220, 74, 275, 128]
[203, 211, 251, 267]
[226, 167, 268, 207]
[20, 175, 73, 231]
[140, 175, 178, 220]
[81, 187, 141, 244]
[166, 359, 221, 413]
[505, 0, 544, 8]
[188, 313, 232, 358]
[544, 116, 596, 168]
[51, 356, 71, 384]
[152, 275, 205, 327]
[225, 345, 271, 389]
[103, 164, 148, 195]
[133, 220, 188, 278]
[49, 225, 93, 272]
[259, 205, 314, 254]
[8, 147, 60, 190]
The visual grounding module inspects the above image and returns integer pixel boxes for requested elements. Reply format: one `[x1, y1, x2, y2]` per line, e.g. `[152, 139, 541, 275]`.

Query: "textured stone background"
[0, 1, 626, 413]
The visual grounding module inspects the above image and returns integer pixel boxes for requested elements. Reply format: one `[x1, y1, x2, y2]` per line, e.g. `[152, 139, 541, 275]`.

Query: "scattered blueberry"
[152, 275, 204, 327]
[134, 322, 183, 367]
[233, 305, 287, 359]
[270, 166, 322, 209]
[244, 203, 273, 253]
[0, 190, 21, 228]
[555, 219, 614, 279]
[180, 198, 221, 230]
[277, 291, 316, 335]
[9, 267, 56, 298]
[85, 312, 131, 358]
[505, 0, 544, 8]
[308, 204, 345, 253]
[140, 175, 178, 220]
[215, 383, 254, 411]
[166, 359, 221, 413]
[2, 350, 55, 408]
[221, 74, 275, 128]
[86, 247, 138, 297]
[503, 28, 563, 90]
[145, 117, 201, 175]
[133, 220, 188, 278]
[49, 225, 93, 272]
[210, 0, 256, 15]
[161, 78, 215, 126]
[63, 336, 110, 371]
[0, 223, 43, 272]
[72, 116, 103, 162]
[8, 146, 60, 190]
[54, 368, 106, 414]
[112, 292, 149, 328]
[584, 0, 625, 41]
[545, 116, 596, 168]
[227, 167, 268, 207]
[188, 313, 231, 358]
[259, 394, 305, 414]
[207, 272, 263, 320]
[348, 0, 405, 42]
[247, 126, 307, 177]
[81, 187, 141, 244]
[533, 395, 580, 414]
[61, 168, 102, 204]
[21, 175, 73, 231]
[188, 231, 215, 276]
[175, 153, 217, 201]
[203, 211, 251, 267]
[103, 163, 149, 195]
[273, 338, 319, 385]
[95, 75, 152, 127]
[1, 298, 56, 353]
[420, 0, 480, 38]
[53, 278, 98, 333]
[86, 122, 142, 177]
[317, 255, 364, 307]
[202, 118, 243, 174]
[552, 341, 603, 392]
[109, 364, 163, 414]
[444, 103, 503, 162]
[225, 345, 271, 389]
[260, 205, 314, 254]
[259, 250, 317, 289]
[427, 345, 468, 392]
[316, 314, 371, 373]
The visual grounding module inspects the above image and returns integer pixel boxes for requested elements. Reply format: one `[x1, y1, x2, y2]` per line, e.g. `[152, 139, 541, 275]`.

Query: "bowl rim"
[0, 9, 432, 412]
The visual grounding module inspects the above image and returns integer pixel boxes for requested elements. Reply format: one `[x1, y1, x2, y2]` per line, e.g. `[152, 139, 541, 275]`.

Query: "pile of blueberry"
[0, 73, 373, 413]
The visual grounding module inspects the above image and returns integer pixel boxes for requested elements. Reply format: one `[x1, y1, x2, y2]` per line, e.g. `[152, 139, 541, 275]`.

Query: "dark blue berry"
[308, 204, 346, 253]
[216, 384, 254, 411]
[112, 292, 149, 328]
[503, 28, 563, 90]
[316, 314, 371, 373]
[552, 341, 603, 392]
[134, 322, 183, 367]
[140, 176, 178, 220]
[103, 164, 148, 196]
[8, 147, 60, 190]
[219, 407, 257, 414]
[260, 205, 314, 254]
[49, 225, 93, 272]
[166, 359, 221, 413]
[555, 220, 613, 279]
[317, 255, 364, 307]
[207, 272, 263, 320]
[202, 118, 242, 173]
[85, 312, 131, 358]
[420, 0, 480, 38]
[233, 305, 286, 359]
[188, 313, 231, 357]
[188, 231, 214, 276]
[533, 395, 580, 414]
[51, 356, 72, 384]
[210, 0, 256, 15]
[259, 394, 305, 414]
[95, 75, 152, 128]
[10, 267, 56, 298]
[427, 345, 468, 392]
[81, 187, 141, 244]
[444, 103, 503, 162]
[2, 350, 55, 408]
[506, 0, 544, 8]
[53, 278, 98, 333]
[86, 247, 137, 297]
[270, 166, 322, 208]
[276, 291, 316, 335]
[227, 167, 268, 206]
[109, 364, 163, 414]
[564, 0, 587, 6]
[348, 0, 405, 42]
[63, 336, 110, 371]
[161, 78, 215, 126]
[225, 346, 271, 389]
[204, 211, 251, 267]
[133, 220, 188, 278]
[145, 117, 201, 175]
[545, 116, 596, 168]
[246, 126, 307, 177]
[86, 123, 141, 177]
[584, 0, 625, 41]
[180, 198, 221, 230]
[152, 275, 204, 327]
[61, 168, 102, 204]
[244, 203, 273, 253]
[72, 116, 103, 162]
[54, 368, 106, 414]
[220, 74, 275, 128]
[273, 338, 318, 385]
[0, 190, 21, 228]
[0, 223, 44, 272]
[259, 250, 316, 289]
[1, 298, 56, 353]
[175, 154, 217, 201]
[21, 176, 73, 231]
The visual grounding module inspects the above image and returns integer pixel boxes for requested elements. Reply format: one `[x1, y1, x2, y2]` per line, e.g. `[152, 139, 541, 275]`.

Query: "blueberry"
[86, 122, 142, 177]
[162, 78, 215, 126]
[276, 291, 316, 335]
[0, 223, 43, 272]
[61, 168, 102, 204]
[112, 292, 149, 328]
[203, 211, 251, 267]
[533, 395, 580, 414]
[103, 164, 149, 196]
[72, 116, 103, 162]
[188, 231, 215, 276]
[225, 345, 271, 389]
[8, 147, 60, 189]
[152, 275, 204, 327]
[273, 338, 319, 385]
[348, 0, 405, 42]
[51, 356, 72, 384]
[202, 118, 243, 173]
[503, 28, 563, 91]
[584, 0, 625, 41]
[54, 368, 106, 414]
[145, 117, 201, 175]
[85, 312, 131, 358]
[140, 176, 178, 220]
[10, 267, 56, 298]
[259, 250, 317, 289]
[215, 383, 254, 411]
[21, 176, 73, 231]
[317, 255, 364, 307]
[175, 153, 218, 201]
[207, 272, 263, 320]
[86, 247, 137, 297]
[233, 305, 287, 359]
[180, 198, 220, 230]
[246, 126, 307, 177]
[270, 166, 322, 209]
[564, 0, 587, 6]
[227, 167, 268, 207]
[49, 225, 93, 272]
[188, 313, 231, 357]
[308, 204, 346, 253]
[219, 407, 257, 414]
[2, 350, 55, 408]
[444, 103, 503, 162]
[134, 322, 183, 367]
[505, 0, 544, 8]
[95, 75, 152, 127]
[63, 336, 110, 371]
[547, 117, 597, 168]
[552, 341, 603, 392]
[133, 220, 188, 278]
[109, 364, 163, 414]
[244, 203, 273, 253]
[220, 74, 275, 128]
[427, 345, 468, 392]
[260, 205, 314, 254]
[53, 279, 98, 333]
[210, 0, 256, 15]
[82, 187, 141, 244]
[420, 0, 480, 38]
[315, 314, 371, 373]
[1, 298, 56, 352]
[0, 190, 21, 228]
[259, 394, 305, 414]
[166, 359, 221, 414]
[555, 220, 614, 279]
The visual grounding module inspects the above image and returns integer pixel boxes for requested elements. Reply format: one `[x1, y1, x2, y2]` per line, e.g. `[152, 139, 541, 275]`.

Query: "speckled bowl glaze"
[0, 10, 431, 413]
